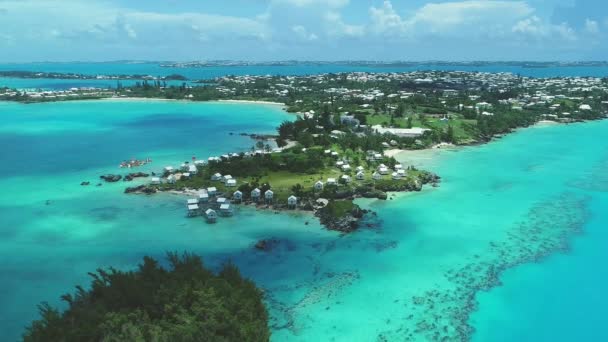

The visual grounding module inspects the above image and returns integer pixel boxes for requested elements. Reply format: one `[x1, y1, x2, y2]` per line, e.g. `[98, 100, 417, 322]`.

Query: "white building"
[372, 172, 382, 180]
[205, 209, 217, 222]
[264, 190, 274, 204]
[211, 173, 222, 181]
[288, 195, 297, 209]
[207, 187, 217, 196]
[226, 179, 237, 187]
[341, 175, 351, 183]
[150, 177, 161, 185]
[356, 171, 365, 180]
[327, 178, 337, 186]
[314, 180, 324, 191]
[251, 188, 261, 202]
[233, 190, 243, 202]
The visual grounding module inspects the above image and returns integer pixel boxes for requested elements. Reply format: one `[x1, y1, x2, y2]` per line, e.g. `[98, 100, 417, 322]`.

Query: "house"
[342, 164, 351, 172]
[211, 173, 222, 181]
[336, 161, 345, 168]
[207, 187, 217, 196]
[251, 188, 261, 202]
[264, 189, 274, 204]
[151, 177, 161, 185]
[314, 180, 324, 191]
[324, 149, 332, 155]
[164, 166, 174, 173]
[372, 125, 431, 138]
[340, 115, 360, 126]
[341, 175, 351, 183]
[181, 172, 191, 179]
[226, 179, 237, 187]
[166, 175, 176, 184]
[392, 172, 401, 180]
[216, 197, 227, 205]
[373, 172, 382, 180]
[394, 164, 403, 170]
[188, 165, 197, 174]
[331, 151, 339, 157]
[356, 166, 365, 172]
[187, 198, 199, 206]
[199, 192, 209, 203]
[327, 178, 337, 186]
[579, 104, 592, 111]
[220, 203, 233, 216]
[222, 175, 233, 183]
[187, 204, 200, 217]
[397, 169, 406, 177]
[205, 209, 217, 223]
[378, 166, 389, 175]
[356, 171, 365, 180]
[288, 195, 297, 209]
[233, 190, 243, 202]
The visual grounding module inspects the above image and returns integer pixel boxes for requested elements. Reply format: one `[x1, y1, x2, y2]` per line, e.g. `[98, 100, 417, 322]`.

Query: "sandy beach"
[216, 99, 286, 107]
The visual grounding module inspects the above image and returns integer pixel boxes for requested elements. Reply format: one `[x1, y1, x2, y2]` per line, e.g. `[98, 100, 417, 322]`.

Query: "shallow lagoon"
[1, 100, 607, 341]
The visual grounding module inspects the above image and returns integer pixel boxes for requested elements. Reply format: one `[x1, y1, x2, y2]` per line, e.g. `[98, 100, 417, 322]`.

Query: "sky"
[0, 0, 606, 62]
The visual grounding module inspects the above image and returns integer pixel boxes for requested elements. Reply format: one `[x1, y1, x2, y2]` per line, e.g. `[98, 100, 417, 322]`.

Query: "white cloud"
[272, 0, 349, 8]
[369, 1, 534, 37]
[585, 19, 599, 34]
[292, 25, 318, 41]
[512, 16, 577, 41]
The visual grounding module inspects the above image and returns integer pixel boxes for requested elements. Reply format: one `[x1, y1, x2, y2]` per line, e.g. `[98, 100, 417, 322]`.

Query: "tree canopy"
[23, 253, 270, 342]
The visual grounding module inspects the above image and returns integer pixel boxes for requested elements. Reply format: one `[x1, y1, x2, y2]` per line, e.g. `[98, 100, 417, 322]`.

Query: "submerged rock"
[100, 174, 122, 182]
[124, 185, 156, 194]
[124, 172, 150, 181]
[80, 181, 90, 186]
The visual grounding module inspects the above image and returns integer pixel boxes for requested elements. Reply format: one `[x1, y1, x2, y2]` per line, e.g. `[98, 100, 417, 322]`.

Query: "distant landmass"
[159, 60, 608, 68]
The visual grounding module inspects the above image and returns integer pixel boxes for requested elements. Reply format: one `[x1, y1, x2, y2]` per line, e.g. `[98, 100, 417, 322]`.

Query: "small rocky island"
[124, 144, 440, 233]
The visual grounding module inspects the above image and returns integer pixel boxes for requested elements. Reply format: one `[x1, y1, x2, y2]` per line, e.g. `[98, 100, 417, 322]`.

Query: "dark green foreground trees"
[23, 253, 270, 342]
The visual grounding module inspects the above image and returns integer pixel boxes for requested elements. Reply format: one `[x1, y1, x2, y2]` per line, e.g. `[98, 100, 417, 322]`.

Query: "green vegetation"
[23, 253, 269, 342]
[323, 200, 357, 219]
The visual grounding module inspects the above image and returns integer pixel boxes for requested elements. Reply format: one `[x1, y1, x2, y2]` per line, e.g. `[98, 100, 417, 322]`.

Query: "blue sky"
[0, 0, 605, 62]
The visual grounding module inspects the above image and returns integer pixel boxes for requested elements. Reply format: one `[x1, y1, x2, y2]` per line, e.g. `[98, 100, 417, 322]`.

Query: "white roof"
[252, 188, 261, 194]
[226, 179, 237, 184]
[205, 208, 216, 215]
[151, 177, 160, 182]
[217, 197, 227, 203]
[207, 187, 217, 192]
[188, 204, 199, 210]
[187, 199, 198, 205]
[199, 193, 209, 198]
[327, 178, 336, 182]
[220, 204, 231, 210]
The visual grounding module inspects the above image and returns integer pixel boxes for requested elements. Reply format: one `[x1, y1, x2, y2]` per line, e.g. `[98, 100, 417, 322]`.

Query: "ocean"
[1, 64, 608, 341]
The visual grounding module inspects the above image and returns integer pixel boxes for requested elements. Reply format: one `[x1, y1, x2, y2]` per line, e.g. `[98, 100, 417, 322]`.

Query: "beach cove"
[1, 99, 608, 341]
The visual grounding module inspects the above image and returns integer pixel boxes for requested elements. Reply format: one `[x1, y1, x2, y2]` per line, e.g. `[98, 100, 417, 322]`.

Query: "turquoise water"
[2, 62, 608, 90]
[1, 99, 608, 341]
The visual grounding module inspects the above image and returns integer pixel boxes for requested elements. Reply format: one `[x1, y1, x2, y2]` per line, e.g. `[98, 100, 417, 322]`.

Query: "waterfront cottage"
[207, 187, 217, 196]
[327, 178, 337, 186]
[151, 177, 161, 185]
[251, 188, 261, 202]
[199, 192, 209, 203]
[264, 190, 274, 204]
[314, 180, 324, 191]
[233, 190, 243, 202]
[187, 204, 200, 217]
[226, 179, 237, 187]
[288, 195, 297, 209]
[182, 172, 190, 179]
[394, 164, 403, 170]
[166, 175, 176, 184]
[220, 203, 233, 216]
[216, 197, 227, 205]
[397, 169, 406, 177]
[211, 173, 222, 181]
[164, 166, 174, 173]
[188, 165, 197, 174]
[205, 209, 217, 223]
